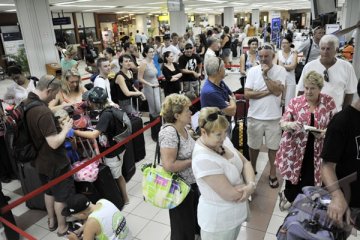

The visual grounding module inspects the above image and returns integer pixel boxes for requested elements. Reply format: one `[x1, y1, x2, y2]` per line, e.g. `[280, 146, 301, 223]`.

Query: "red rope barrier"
[1, 96, 200, 215]
[224, 64, 241, 68]
[0, 217, 36, 240]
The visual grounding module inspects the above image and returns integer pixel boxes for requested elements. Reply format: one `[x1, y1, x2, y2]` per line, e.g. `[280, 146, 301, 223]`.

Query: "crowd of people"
[0, 21, 359, 240]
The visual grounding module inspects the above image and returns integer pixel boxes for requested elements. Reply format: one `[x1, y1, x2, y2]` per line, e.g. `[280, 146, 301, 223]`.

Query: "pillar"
[14, 0, 58, 78]
[169, 11, 186, 35]
[135, 15, 148, 36]
[343, 0, 360, 79]
[208, 14, 216, 27]
[223, 7, 234, 28]
[252, 9, 260, 26]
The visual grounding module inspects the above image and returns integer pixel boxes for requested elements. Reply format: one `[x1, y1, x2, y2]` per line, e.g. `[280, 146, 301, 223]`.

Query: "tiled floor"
[1, 60, 359, 240]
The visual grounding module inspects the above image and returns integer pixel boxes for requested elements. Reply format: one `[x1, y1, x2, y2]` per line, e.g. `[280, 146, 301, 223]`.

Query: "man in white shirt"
[297, 34, 358, 111]
[141, 32, 148, 51]
[135, 30, 142, 52]
[93, 58, 119, 107]
[244, 44, 286, 188]
[296, 26, 325, 63]
[160, 35, 181, 62]
[171, 32, 180, 50]
[204, 37, 220, 77]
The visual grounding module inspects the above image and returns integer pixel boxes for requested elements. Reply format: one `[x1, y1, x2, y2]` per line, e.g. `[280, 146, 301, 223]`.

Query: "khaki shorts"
[247, 117, 282, 150]
[103, 151, 125, 179]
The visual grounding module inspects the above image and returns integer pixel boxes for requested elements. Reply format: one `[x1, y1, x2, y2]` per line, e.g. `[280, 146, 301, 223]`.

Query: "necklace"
[199, 138, 226, 156]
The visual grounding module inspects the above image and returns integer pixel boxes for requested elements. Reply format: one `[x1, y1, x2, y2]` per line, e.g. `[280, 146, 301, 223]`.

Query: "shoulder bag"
[141, 125, 191, 209]
[295, 39, 313, 84]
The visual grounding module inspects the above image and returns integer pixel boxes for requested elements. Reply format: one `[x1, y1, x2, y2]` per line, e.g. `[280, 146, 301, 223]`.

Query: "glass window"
[54, 29, 76, 45]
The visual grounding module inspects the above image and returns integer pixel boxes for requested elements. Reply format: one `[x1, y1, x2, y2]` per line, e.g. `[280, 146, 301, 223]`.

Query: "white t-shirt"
[141, 34, 148, 43]
[192, 138, 248, 232]
[135, 33, 141, 43]
[161, 45, 181, 62]
[298, 58, 358, 111]
[296, 38, 320, 63]
[94, 75, 112, 103]
[245, 64, 286, 120]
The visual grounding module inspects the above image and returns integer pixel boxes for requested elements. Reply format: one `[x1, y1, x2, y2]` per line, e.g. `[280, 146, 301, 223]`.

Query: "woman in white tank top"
[276, 36, 298, 107]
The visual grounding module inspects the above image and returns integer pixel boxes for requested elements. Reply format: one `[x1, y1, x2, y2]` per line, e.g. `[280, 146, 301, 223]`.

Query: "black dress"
[284, 113, 315, 202]
[162, 63, 182, 97]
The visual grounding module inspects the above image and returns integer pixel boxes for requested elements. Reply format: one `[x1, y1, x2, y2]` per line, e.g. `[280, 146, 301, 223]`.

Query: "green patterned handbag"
[141, 125, 191, 209]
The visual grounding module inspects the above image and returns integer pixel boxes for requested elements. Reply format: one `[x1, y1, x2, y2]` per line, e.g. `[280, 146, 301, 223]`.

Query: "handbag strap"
[154, 124, 180, 167]
[304, 38, 313, 64]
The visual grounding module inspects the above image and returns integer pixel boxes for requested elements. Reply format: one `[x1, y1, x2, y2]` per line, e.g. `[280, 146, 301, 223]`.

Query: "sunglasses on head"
[258, 44, 274, 51]
[217, 57, 223, 72]
[323, 70, 329, 82]
[47, 76, 56, 89]
[201, 111, 223, 128]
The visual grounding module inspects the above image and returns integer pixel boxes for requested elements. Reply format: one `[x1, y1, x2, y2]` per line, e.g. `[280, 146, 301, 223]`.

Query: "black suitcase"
[231, 94, 250, 160]
[93, 163, 124, 210]
[123, 141, 136, 182]
[17, 162, 46, 210]
[0, 190, 19, 240]
[129, 98, 146, 162]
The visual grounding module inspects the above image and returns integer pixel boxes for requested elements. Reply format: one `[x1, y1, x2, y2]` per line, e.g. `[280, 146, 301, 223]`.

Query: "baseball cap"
[61, 194, 91, 217]
[82, 86, 108, 103]
[185, 43, 193, 49]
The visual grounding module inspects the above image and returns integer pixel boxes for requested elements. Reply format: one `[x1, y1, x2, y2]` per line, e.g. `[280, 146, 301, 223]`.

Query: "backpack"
[4, 100, 44, 163]
[101, 107, 132, 149]
[277, 186, 352, 240]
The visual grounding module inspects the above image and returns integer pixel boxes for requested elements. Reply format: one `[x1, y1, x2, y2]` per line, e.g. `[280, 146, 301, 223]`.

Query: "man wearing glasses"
[297, 34, 358, 111]
[179, 43, 203, 98]
[25, 75, 75, 236]
[244, 44, 286, 188]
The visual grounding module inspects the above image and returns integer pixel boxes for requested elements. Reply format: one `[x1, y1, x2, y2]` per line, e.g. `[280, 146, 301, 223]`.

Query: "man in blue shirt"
[201, 56, 236, 121]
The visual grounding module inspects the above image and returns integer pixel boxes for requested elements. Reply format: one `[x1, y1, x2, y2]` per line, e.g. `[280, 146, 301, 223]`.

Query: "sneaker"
[278, 191, 292, 211]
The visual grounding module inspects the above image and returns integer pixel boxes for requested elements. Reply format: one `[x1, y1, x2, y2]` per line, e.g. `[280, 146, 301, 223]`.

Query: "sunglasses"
[217, 57, 223, 72]
[258, 44, 274, 51]
[323, 70, 329, 82]
[201, 111, 223, 128]
[47, 76, 56, 89]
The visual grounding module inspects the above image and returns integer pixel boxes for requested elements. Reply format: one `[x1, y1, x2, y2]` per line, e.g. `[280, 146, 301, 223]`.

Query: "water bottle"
[0, 222, 7, 240]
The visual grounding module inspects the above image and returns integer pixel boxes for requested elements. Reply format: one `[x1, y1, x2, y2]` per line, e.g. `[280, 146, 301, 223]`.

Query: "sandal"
[278, 191, 292, 211]
[47, 218, 58, 232]
[269, 176, 279, 188]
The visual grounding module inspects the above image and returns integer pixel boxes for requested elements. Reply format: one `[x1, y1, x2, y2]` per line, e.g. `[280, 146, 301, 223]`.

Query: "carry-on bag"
[17, 162, 46, 210]
[231, 94, 250, 160]
[93, 163, 125, 210]
[129, 97, 146, 162]
[276, 186, 352, 240]
[149, 86, 162, 142]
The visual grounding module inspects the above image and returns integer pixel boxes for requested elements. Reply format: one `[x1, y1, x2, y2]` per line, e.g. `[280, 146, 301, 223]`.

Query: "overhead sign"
[52, 17, 71, 26]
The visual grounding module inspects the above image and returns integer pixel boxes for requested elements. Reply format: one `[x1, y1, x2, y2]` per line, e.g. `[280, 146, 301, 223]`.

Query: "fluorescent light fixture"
[54, 4, 116, 8]
[199, 0, 227, 3]
[82, 8, 112, 12]
[123, 6, 159, 9]
[0, 4, 15, 6]
[54, 0, 91, 5]
[5, 9, 17, 12]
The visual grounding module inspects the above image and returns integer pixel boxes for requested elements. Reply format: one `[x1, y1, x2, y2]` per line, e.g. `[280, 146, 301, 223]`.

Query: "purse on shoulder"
[141, 125, 191, 209]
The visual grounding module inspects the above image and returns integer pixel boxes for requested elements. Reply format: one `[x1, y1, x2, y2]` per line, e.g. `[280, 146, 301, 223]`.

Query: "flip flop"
[269, 176, 279, 188]
[48, 218, 58, 232]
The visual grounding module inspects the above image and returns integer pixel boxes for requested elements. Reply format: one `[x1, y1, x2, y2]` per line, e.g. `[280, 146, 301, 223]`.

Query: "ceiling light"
[54, 0, 91, 5]
[54, 4, 116, 8]
[198, 0, 227, 3]
[123, 6, 159, 9]
[0, 4, 15, 6]
[5, 9, 17, 12]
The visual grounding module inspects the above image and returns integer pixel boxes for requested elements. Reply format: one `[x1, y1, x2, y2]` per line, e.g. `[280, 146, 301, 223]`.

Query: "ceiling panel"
[0, 0, 346, 15]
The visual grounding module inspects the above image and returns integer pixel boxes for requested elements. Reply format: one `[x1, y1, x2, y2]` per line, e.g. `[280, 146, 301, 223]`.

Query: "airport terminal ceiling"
[0, 0, 346, 14]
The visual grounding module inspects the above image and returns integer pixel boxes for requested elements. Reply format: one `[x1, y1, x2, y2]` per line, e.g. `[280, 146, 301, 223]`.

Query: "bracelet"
[248, 181, 256, 189]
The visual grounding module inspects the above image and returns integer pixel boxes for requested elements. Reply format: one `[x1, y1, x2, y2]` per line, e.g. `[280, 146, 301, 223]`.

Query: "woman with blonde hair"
[159, 93, 200, 240]
[275, 71, 336, 211]
[192, 107, 255, 240]
[49, 69, 87, 110]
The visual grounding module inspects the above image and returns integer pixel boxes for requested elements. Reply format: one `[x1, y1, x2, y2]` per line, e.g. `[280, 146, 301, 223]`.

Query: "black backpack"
[4, 100, 44, 163]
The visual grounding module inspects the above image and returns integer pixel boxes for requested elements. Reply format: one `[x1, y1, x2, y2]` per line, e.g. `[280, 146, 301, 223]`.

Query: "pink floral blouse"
[275, 93, 336, 186]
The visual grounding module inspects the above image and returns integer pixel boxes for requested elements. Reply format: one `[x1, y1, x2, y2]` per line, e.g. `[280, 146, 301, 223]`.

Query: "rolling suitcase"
[231, 94, 250, 160]
[129, 98, 146, 162]
[17, 162, 46, 210]
[0, 190, 19, 240]
[94, 163, 125, 210]
[123, 141, 136, 182]
[150, 86, 162, 142]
